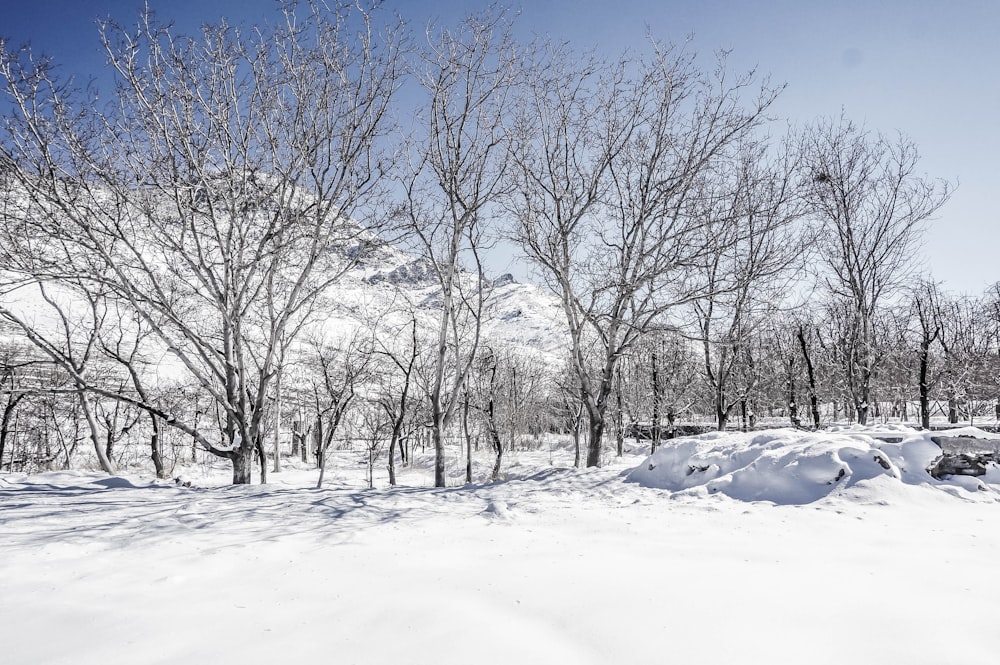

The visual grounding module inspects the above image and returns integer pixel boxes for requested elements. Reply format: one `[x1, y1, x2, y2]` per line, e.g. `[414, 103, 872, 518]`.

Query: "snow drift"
[625, 426, 1000, 504]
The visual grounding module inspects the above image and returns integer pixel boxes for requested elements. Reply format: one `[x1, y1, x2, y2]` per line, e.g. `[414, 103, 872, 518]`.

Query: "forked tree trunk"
[716, 396, 730, 432]
[78, 391, 114, 474]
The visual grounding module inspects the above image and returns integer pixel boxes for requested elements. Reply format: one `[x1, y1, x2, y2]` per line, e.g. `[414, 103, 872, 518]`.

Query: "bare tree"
[621, 331, 699, 452]
[690, 137, 805, 430]
[795, 316, 823, 428]
[372, 311, 423, 487]
[0, 334, 51, 470]
[936, 292, 996, 424]
[0, 283, 118, 473]
[550, 359, 586, 468]
[310, 331, 374, 489]
[400, 9, 517, 486]
[907, 278, 946, 428]
[802, 115, 951, 424]
[97, 302, 168, 477]
[0, 1, 403, 483]
[357, 401, 390, 489]
[465, 345, 540, 481]
[509, 42, 781, 465]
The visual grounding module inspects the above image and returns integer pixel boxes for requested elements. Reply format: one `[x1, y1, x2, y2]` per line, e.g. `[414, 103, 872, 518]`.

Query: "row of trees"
[3, 275, 999, 480]
[0, 2, 969, 485]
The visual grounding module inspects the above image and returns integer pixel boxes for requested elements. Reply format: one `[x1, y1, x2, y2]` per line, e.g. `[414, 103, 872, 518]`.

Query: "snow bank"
[625, 427, 1000, 504]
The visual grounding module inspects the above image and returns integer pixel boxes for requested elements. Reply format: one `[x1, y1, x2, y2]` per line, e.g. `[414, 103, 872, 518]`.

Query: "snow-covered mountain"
[321, 237, 569, 361]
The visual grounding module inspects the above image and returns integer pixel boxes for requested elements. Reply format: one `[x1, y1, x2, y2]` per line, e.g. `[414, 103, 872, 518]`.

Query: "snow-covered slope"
[323, 240, 569, 360]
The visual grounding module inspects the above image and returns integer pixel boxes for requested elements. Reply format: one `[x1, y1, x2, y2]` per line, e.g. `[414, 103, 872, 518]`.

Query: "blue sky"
[2, 0, 997, 294]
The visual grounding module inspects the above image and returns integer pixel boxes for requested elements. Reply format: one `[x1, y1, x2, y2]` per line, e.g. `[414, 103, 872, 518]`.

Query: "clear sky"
[2, 0, 997, 295]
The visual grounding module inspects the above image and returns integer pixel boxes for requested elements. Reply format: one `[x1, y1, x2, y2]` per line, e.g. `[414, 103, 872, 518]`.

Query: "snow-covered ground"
[2, 426, 999, 664]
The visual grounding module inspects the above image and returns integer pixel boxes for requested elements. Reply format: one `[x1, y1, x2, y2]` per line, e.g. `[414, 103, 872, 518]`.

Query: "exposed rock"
[366, 257, 437, 287]
[492, 273, 516, 288]
[928, 452, 998, 479]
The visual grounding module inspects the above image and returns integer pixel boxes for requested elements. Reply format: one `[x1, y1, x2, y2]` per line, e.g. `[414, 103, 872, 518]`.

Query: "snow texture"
[2, 427, 999, 664]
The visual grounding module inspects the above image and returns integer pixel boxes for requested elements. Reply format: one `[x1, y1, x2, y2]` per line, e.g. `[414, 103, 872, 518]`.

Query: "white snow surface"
[3, 427, 1000, 664]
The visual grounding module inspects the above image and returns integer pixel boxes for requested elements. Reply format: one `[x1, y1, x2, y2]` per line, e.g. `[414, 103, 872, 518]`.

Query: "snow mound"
[482, 499, 513, 519]
[931, 426, 1000, 440]
[625, 427, 1000, 505]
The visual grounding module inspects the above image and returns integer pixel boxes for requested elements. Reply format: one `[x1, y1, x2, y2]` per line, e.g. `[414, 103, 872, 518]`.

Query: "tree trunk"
[149, 415, 165, 479]
[272, 370, 282, 474]
[316, 425, 339, 489]
[586, 415, 604, 468]
[858, 403, 868, 425]
[463, 392, 472, 484]
[787, 364, 800, 427]
[919, 339, 932, 429]
[797, 326, 821, 428]
[191, 408, 201, 464]
[387, 433, 398, 486]
[651, 350, 662, 454]
[231, 442, 254, 485]
[104, 430, 115, 466]
[1, 393, 26, 472]
[489, 422, 503, 482]
[614, 370, 624, 458]
[79, 392, 115, 474]
[256, 435, 267, 484]
[432, 416, 446, 487]
[716, 395, 729, 431]
[316, 448, 328, 488]
[572, 409, 581, 468]
[313, 416, 324, 469]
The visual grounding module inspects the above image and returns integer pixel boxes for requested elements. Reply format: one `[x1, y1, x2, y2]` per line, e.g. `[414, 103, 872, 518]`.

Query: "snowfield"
[2, 426, 999, 665]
